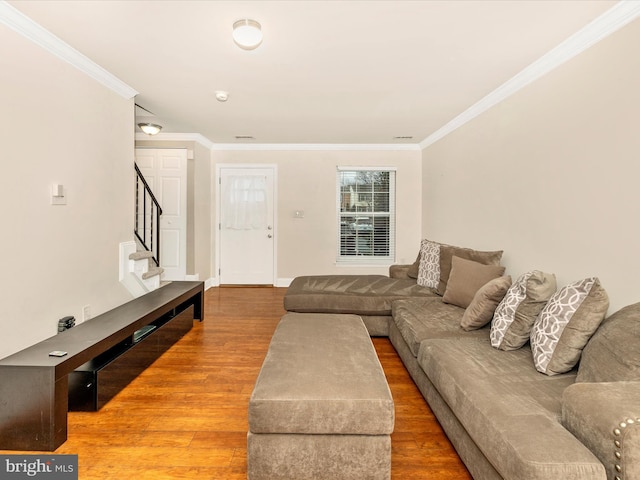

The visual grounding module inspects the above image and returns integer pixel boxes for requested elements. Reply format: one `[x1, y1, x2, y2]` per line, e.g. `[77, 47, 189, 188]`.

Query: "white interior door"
[219, 167, 275, 285]
[135, 148, 187, 281]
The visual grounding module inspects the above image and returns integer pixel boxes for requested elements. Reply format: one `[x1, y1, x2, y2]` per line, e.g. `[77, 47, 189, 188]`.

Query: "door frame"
[215, 164, 278, 286]
[135, 147, 188, 281]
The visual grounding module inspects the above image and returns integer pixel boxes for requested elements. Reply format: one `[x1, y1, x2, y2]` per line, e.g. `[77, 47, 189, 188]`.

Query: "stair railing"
[134, 163, 163, 266]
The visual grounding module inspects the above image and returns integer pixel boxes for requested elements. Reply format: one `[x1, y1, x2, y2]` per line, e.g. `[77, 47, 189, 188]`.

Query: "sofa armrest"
[562, 381, 640, 480]
[389, 264, 412, 279]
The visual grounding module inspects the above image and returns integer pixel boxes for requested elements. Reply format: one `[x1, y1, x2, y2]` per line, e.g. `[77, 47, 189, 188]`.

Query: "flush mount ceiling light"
[215, 91, 229, 102]
[232, 19, 262, 50]
[138, 123, 162, 135]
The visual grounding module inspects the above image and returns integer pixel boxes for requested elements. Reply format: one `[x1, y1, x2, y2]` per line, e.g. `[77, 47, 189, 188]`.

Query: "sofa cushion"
[461, 275, 512, 331]
[530, 277, 609, 376]
[284, 275, 438, 316]
[442, 256, 506, 309]
[490, 270, 557, 350]
[416, 239, 440, 287]
[418, 337, 605, 479]
[436, 245, 503, 296]
[576, 301, 640, 383]
[391, 298, 487, 357]
[562, 381, 640, 480]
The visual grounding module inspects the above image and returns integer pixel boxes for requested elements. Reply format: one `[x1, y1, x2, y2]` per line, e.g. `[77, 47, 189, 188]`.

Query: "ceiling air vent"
[235, 135, 255, 140]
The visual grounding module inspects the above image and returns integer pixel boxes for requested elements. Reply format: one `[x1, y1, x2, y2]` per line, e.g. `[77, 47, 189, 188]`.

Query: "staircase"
[119, 241, 165, 297]
[119, 164, 165, 298]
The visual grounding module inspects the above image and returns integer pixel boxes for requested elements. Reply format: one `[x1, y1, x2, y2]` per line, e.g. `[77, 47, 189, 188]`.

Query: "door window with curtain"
[337, 167, 396, 264]
[221, 175, 267, 230]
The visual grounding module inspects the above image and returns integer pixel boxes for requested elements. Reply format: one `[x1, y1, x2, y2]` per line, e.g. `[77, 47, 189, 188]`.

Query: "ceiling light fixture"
[232, 19, 263, 50]
[138, 123, 162, 135]
[215, 91, 229, 102]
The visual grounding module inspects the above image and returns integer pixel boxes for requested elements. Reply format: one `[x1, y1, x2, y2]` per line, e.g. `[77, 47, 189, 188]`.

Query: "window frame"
[336, 166, 396, 265]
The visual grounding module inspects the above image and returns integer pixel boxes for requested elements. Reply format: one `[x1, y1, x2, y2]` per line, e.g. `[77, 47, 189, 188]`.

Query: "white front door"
[135, 148, 187, 281]
[219, 166, 275, 285]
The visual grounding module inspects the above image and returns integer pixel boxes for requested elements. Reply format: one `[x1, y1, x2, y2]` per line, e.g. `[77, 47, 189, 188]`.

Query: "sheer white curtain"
[222, 175, 267, 230]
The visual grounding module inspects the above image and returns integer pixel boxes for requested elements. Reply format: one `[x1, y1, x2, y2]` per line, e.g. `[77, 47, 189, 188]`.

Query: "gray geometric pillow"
[416, 239, 440, 289]
[490, 270, 557, 350]
[530, 277, 609, 376]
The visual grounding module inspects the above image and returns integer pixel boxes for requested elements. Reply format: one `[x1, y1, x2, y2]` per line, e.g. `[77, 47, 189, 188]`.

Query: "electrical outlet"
[82, 305, 92, 322]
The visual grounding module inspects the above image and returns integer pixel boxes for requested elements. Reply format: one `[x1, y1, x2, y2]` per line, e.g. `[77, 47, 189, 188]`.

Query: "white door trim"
[135, 147, 187, 281]
[215, 164, 278, 285]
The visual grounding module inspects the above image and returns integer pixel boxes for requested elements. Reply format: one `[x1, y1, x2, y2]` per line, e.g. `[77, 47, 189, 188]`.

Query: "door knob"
[268, 234, 273, 238]
[267, 225, 273, 230]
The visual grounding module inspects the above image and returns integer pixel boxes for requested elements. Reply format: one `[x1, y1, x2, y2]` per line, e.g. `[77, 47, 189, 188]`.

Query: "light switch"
[51, 184, 66, 205]
[294, 210, 305, 218]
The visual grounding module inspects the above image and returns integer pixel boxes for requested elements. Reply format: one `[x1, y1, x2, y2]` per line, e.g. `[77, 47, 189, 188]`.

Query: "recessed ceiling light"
[215, 91, 229, 102]
[232, 19, 263, 50]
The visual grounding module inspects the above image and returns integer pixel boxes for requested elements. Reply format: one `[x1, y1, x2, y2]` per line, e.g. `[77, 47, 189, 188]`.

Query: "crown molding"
[210, 143, 421, 152]
[135, 132, 215, 150]
[420, 0, 640, 149]
[135, 134, 420, 152]
[0, 1, 137, 99]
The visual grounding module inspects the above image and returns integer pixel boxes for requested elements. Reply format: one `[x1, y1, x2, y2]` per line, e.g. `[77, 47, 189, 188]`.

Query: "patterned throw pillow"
[530, 277, 609, 376]
[416, 239, 440, 288]
[490, 270, 557, 350]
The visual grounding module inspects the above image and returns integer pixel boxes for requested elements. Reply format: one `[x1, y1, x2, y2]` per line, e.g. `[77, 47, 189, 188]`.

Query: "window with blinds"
[337, 167, 396, 264]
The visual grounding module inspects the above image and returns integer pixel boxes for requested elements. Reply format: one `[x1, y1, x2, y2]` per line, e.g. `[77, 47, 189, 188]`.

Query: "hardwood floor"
[3, 287, 471, 479]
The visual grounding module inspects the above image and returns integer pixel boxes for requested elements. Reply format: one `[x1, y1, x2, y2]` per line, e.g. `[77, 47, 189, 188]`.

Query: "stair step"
[129, 251, 154, 261]
[142, 266, 164, 280]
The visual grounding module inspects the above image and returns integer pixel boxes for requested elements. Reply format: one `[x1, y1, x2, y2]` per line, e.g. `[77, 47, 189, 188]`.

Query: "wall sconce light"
[138, 123, 162, 135]
[233, 19, 263, 50]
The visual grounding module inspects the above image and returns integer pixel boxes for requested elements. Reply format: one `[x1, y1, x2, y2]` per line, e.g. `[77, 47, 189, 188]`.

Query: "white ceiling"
[6, 0, 622, 145]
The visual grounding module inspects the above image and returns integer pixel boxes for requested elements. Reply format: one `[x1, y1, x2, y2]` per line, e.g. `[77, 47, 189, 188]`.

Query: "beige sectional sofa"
[284, 240, 640, 480]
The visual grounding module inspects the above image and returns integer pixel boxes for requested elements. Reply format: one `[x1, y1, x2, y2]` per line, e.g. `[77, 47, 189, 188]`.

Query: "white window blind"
[336, 167, 396, 264]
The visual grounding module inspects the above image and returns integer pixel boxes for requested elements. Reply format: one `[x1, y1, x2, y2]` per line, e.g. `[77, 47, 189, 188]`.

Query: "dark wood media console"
[68, 304, 195, 411]
[0, 281, 204, 451]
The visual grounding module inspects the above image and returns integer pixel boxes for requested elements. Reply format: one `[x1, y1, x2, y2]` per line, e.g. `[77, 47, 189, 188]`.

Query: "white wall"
[422, 18, 640, 314]
[213, 148, 422, 283]
[0, 24, 134, 359]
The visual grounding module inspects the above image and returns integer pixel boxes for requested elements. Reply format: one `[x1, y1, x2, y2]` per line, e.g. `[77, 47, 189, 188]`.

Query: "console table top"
[0, 281, 203, 377]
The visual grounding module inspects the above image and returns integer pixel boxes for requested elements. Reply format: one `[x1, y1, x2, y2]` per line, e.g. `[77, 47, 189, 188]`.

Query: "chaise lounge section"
[283, 239, 640, 480]
[284, 274, 438, 336]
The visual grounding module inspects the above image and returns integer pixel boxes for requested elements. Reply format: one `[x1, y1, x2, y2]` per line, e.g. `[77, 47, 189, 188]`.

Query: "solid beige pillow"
[461, 276, 512, 331]
[437, 245, 503, 296]
[442, 256, 506, 309]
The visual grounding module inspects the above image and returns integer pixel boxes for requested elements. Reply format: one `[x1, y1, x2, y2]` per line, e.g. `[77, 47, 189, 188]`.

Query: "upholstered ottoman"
[247, 313, 395, 480]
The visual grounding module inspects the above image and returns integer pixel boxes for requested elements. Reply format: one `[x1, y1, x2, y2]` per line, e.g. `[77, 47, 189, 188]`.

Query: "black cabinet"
[69, 304, 194, 411]
[0, 281, 204, 451]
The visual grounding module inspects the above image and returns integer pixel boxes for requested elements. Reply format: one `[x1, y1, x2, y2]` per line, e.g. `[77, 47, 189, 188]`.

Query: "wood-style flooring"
[3, 287, 471, 479]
